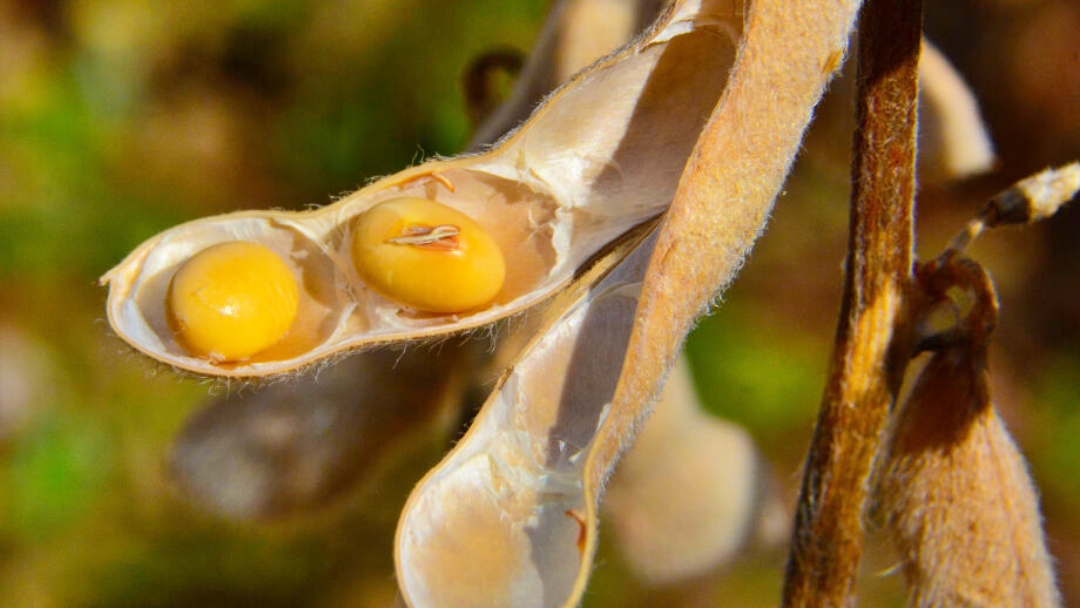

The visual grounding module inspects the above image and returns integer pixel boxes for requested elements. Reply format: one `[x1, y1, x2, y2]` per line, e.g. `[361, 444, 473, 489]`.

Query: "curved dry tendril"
[911, 254, 998, 353]
[947, 162, 1080, 255]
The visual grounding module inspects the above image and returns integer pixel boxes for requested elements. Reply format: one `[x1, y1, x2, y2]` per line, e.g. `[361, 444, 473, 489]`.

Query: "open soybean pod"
[100, 0, 741, 378]
[395, 221, 658, 608]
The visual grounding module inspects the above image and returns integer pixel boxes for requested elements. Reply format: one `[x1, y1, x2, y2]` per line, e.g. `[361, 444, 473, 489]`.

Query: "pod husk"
[394, 0, 868, 602]
[101, 0, 738, 378]
[392, 2, 754, 603]
[580, 0, 861, 600]
[395, 221, 659, 608]
[163, 0, 661, 519]
[881, 345, 1061, 607]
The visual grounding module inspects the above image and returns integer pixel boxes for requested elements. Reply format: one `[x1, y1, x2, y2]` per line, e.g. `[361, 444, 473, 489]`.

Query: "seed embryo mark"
[387, 224, 462, 251]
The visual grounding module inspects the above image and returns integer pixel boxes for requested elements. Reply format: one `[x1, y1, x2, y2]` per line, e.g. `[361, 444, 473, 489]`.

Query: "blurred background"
[1, 0, 1078, 606]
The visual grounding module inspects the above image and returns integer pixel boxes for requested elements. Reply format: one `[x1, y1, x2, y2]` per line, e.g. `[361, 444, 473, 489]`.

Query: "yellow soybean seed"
[351, 198, 505, 313]
[167, 241, 299, 362]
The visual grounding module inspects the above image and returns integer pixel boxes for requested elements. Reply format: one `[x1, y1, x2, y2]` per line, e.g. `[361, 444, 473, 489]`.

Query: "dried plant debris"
[871, 161, 1077, 606]
[880, 256, 1061, 607]
[947, 162, 1080, 254]
[982, 162, 1080, 225]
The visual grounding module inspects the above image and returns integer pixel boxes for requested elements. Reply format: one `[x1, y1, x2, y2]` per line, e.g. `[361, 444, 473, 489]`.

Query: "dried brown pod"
[879, 257, 1061, 607]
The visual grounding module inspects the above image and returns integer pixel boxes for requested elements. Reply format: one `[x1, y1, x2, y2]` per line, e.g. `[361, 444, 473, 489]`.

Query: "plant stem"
[781, 0, 923, 605]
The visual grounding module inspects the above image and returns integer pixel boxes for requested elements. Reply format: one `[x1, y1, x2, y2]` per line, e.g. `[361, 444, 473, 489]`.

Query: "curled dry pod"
[879, 258, 1061, 607]
[880, 346, 1061, 607]
[395, 222, 657, 608]
[100, 0, 740, 378]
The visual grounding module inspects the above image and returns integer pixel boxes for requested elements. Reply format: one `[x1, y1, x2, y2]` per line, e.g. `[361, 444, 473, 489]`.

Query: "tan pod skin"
[100, 0, 739, 379]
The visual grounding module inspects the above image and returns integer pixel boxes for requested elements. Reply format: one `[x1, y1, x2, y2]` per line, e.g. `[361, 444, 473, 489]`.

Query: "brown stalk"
[782, 0, 922, 605]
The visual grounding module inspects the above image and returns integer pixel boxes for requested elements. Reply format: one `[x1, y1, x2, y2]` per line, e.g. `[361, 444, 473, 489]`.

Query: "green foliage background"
[1, 0, 1078, 606]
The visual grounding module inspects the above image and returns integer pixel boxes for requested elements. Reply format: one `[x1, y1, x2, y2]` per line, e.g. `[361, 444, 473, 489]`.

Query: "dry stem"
[781, 0, 922, 605]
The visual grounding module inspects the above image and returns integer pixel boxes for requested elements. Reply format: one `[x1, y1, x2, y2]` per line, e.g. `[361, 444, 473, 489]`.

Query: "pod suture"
[104, 169, 565, 376]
